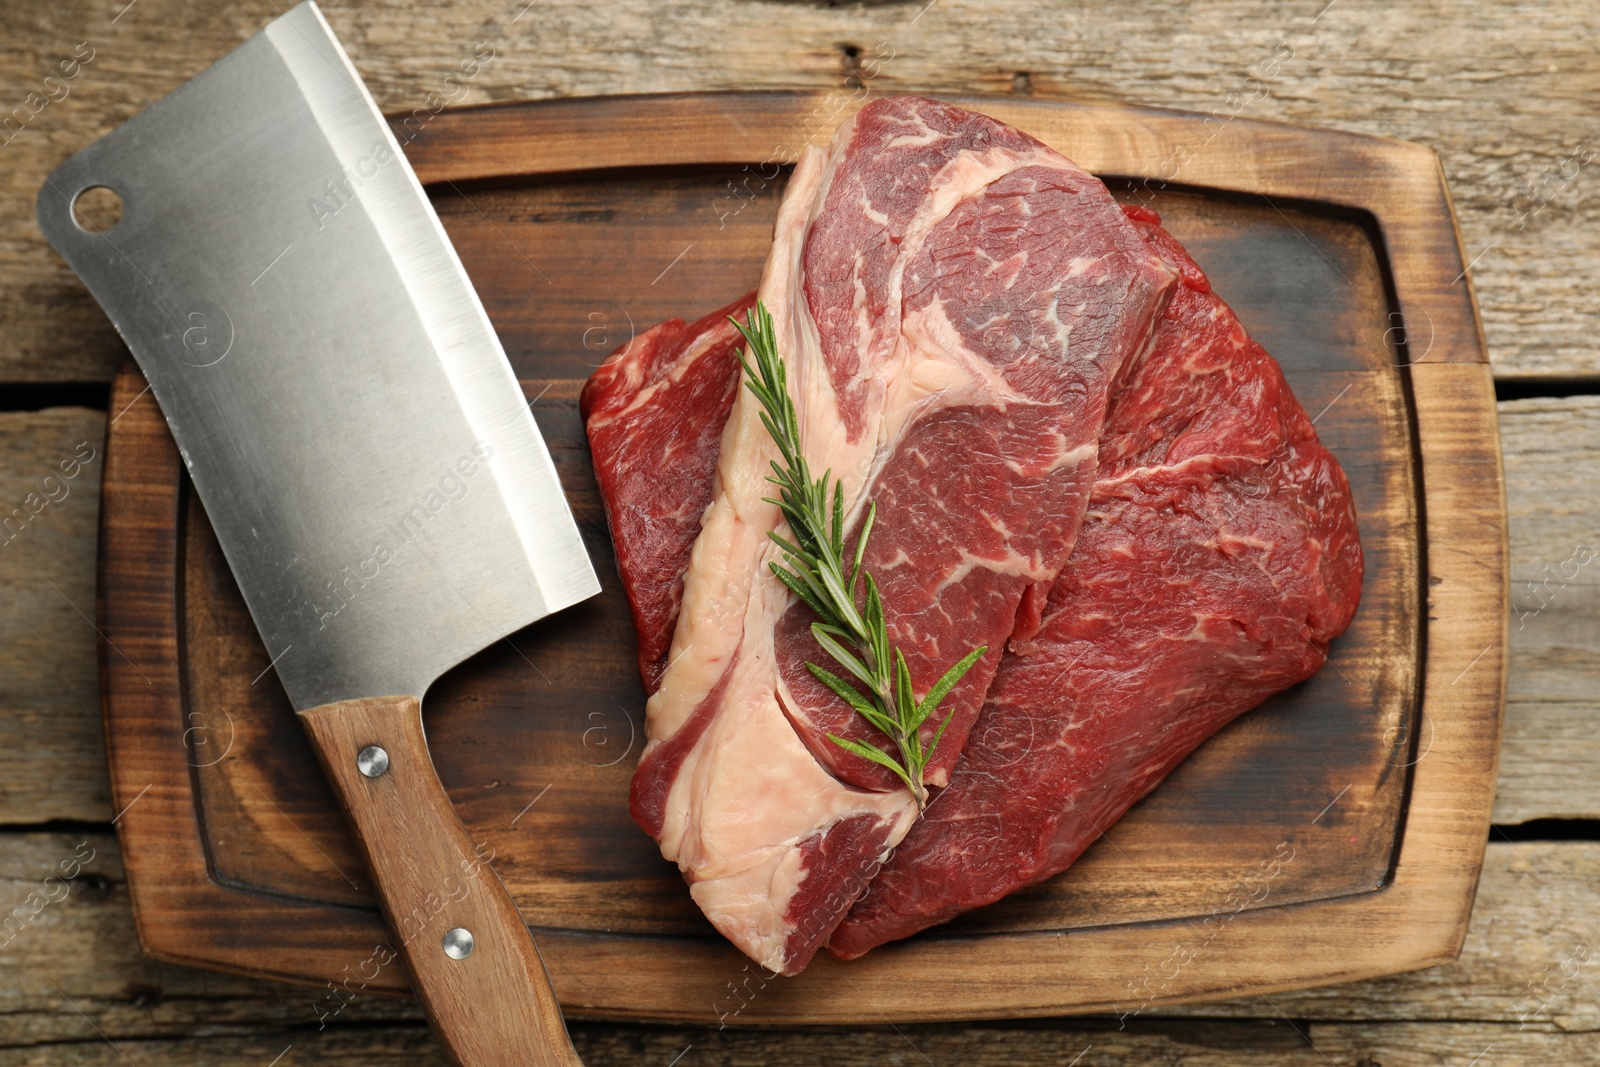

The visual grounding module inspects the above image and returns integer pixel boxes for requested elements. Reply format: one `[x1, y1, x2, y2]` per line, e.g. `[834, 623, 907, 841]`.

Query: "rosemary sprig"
[731, 300, 985, 813]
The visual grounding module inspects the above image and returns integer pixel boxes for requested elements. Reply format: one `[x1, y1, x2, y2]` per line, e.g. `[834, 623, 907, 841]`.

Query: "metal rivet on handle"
[442, 927, 474, 960]
[356, 745, 390, 778]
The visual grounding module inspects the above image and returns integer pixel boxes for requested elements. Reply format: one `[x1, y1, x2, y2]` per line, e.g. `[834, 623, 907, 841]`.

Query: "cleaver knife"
[38, 4, 596, 1065]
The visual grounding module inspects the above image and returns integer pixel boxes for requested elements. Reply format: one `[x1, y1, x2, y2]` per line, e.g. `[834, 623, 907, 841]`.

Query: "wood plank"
[2, 399, 1585, 829]
[0, 400, 1576, 849]
[4, 1023, 1599, 1067]
[0, 409, 108, 823]
[0, 832, 423, 1044]
[0, 1, 1595, 382]
[1496, 395, 1600, 824]
[0, 401, 1581, 842]
[2, 833, 1598, 1050]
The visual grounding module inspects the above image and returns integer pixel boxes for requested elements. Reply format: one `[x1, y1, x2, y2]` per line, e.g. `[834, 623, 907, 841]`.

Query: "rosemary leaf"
[769, 563, 831, 620]
[732, 299, 985, 813]
[825, 734, 919, 793]
[811, 626, 877, 690]
[916, 645, 988, 726]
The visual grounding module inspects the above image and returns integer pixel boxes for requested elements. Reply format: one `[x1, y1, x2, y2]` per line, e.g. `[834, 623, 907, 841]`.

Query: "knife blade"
[37, 5, 595, 1064]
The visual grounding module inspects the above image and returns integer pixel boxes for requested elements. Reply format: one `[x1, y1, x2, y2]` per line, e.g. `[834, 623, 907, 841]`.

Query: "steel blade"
[37, 1, 599, 711]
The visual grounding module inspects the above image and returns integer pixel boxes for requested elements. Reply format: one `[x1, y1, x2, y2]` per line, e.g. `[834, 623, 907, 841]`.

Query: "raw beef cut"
[826, 207, 1364, 956]
[779, 101, 1174, 792]
[609, 96, 1175, 975]
[584, 201, 1362, 969]
[580, 292, 756, 693]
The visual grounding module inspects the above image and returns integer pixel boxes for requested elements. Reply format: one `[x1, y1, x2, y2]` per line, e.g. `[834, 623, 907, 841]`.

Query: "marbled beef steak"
[587, 96, 1175, 974]
[828, 206, 1363, 957]
[580, 292, 755, 693]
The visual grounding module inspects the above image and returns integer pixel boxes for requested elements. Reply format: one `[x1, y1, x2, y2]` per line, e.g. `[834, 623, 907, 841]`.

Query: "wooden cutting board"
[97, 92, 1505, 1023]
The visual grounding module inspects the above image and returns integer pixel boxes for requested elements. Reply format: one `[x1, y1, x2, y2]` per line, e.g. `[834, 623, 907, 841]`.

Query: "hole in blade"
[72, 185, 122, 233]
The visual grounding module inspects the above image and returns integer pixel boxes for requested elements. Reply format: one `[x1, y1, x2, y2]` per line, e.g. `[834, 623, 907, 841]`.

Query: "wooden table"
[2, 1, 1595, 1063]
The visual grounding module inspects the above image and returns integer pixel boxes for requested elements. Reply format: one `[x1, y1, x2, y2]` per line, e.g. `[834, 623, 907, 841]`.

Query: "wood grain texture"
[0, 408, 108, 823]
[90, 94, 1504, 1021]
[3, 1022, 1598, 1067]
[1496, 395, 1600, 824]
[0, 0, 1594, 383]
[3, 833, 1599, 1056]
[298, 695, 581, 1067]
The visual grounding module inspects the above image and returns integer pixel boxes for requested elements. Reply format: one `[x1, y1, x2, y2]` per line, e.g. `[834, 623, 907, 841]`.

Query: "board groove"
[96, 91, 1504, 1022]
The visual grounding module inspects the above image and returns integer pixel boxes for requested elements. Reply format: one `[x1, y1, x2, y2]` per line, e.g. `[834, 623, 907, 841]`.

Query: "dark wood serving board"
[97, 92, 1506, 1022]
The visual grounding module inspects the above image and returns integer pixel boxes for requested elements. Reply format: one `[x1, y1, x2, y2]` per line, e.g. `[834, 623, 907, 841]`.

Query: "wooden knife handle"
[300, 695, 583, 1067]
